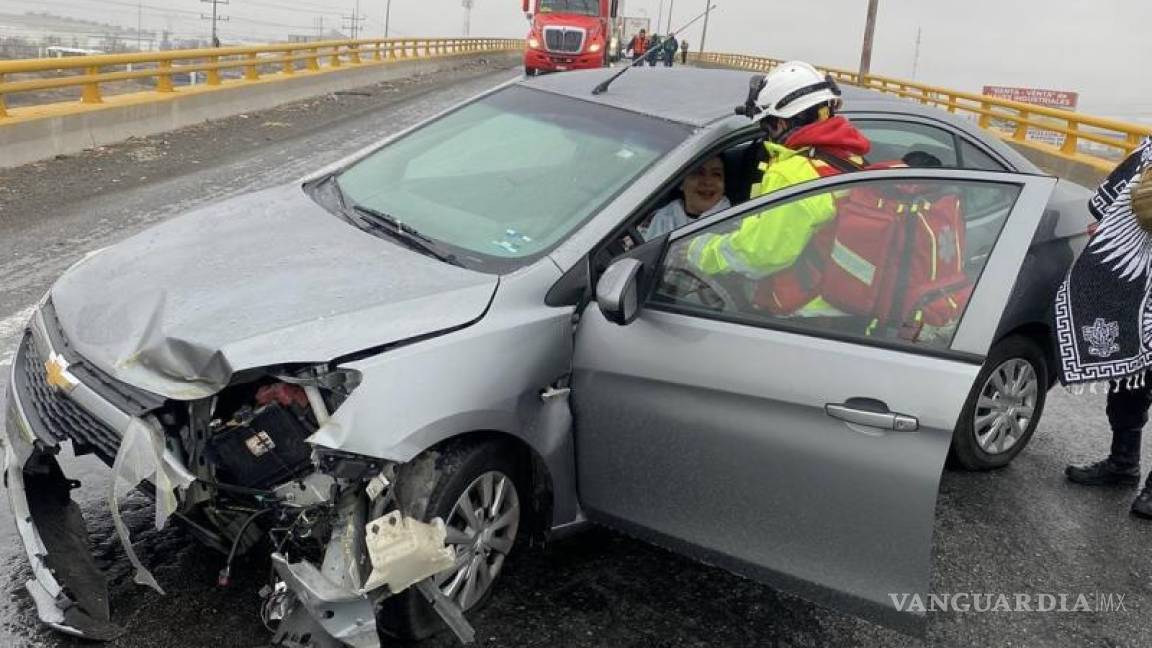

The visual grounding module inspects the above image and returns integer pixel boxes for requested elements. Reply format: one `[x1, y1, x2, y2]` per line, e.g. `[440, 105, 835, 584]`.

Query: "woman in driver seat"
[641, 156, 731, 240]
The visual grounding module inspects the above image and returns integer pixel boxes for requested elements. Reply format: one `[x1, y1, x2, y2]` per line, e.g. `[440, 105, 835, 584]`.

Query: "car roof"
[518, 67, 1040, 173]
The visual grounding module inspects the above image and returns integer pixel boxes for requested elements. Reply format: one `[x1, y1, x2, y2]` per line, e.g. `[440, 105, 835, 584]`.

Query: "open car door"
[571, 169, 1058, 633]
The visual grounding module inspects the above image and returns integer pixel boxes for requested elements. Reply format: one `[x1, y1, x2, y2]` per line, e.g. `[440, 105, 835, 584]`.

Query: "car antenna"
[592, 4, 718, 96]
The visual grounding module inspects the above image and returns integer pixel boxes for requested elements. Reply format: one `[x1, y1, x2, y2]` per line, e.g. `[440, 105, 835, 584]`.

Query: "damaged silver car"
[3, 67, 1092, 645]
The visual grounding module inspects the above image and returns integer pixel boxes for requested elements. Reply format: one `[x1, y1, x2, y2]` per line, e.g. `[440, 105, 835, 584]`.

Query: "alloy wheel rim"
[973, 358, 1038, 455]
[437, 471, 520, 611]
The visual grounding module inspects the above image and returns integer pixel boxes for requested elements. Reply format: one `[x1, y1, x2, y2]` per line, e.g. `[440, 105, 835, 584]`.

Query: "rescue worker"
[1059, 140, 1152, 519]
[685, 61, 870, 318]
[627, 29, 649, 66]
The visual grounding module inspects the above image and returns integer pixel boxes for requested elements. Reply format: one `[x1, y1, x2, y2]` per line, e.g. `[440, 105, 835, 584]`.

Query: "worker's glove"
[1131, 167, 1152, 234]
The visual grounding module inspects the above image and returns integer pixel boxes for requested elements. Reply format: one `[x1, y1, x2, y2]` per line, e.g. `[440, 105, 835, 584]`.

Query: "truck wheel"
[376, 440, 527, 640]
[950, 335, 1048, 471]
[524, 66, 536, 77]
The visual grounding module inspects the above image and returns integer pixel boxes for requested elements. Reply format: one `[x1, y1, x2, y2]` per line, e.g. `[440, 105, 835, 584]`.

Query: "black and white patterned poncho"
[1055, 137, 1152, 387]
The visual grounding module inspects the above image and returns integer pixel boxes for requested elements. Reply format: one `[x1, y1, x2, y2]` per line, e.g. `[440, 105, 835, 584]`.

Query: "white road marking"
[0, 304, 36, 366]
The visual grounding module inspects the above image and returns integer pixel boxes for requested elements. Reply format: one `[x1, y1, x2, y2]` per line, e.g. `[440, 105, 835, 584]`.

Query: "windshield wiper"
[350, 205, 462, 267]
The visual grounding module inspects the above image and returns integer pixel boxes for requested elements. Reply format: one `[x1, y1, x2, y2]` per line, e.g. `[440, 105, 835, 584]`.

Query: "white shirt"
[641, 196, 732, 241]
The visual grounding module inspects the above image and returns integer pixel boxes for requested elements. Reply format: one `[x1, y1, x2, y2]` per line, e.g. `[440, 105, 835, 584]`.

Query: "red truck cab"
[523, 0, 618, 75]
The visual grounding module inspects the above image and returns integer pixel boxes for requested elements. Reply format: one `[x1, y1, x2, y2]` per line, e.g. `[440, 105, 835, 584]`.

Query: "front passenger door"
[572, 169, 1056, 632]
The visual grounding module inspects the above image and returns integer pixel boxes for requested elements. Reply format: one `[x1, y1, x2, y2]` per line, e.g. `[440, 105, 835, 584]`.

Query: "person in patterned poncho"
[1058, 136, 1152, 519]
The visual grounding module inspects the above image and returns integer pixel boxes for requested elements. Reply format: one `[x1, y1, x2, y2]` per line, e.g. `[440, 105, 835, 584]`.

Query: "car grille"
[40, 300, 165, 416]
[544, 27, 584, 53]
[15, 333, 123, 465]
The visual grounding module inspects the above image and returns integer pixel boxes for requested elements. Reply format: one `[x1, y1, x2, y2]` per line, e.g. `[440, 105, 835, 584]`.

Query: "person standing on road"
[648, 35, 662, 66]
[662, 35, 679, 67]
[685, 61, 871, 309]
[627, 29, 649, 66]
[680, 40, 690, 65]
[1058, 137, 1152, 519]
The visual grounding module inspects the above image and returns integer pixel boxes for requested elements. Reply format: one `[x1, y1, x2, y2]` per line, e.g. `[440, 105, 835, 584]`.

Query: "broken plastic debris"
[108, 418, 196, 594]
[361, 512, 454, 595]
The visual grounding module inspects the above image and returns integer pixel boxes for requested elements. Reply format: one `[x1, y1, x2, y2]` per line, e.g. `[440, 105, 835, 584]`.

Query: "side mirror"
[596, 258, 643, 325]
[526, 12, 533, 22]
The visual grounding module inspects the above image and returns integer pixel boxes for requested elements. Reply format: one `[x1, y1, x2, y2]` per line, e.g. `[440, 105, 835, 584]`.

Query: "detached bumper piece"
[4, 383, 122, 640]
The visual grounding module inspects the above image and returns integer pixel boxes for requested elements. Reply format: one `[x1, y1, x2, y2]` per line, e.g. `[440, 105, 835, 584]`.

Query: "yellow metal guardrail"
[0, 37, 523, 119]
[694, 52, 1152, 174]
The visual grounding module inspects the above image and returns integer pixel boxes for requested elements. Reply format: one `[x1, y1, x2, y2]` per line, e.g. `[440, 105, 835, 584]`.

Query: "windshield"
[538, 0, 601, 16]
[336, 86, 690, 273]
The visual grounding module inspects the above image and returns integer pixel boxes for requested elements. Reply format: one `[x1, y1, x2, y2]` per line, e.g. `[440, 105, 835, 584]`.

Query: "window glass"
[652, 177, 1023, 350]
[856, 120, 959, 168]
[959, 139, 1008, 171]
[337, 86, 689, 272]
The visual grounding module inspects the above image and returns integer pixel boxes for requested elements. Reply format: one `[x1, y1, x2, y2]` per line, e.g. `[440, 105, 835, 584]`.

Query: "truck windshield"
[538, 0, 601, 16]
[335, 86, 690, 273]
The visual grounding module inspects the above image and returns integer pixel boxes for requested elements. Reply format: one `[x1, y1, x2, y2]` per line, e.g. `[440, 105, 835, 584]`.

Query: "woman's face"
[681, 157, 725, 216]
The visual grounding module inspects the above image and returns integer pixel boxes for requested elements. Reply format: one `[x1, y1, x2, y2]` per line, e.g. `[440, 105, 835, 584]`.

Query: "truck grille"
[544, 27, 584, 54]
[14, 334, 123, 465]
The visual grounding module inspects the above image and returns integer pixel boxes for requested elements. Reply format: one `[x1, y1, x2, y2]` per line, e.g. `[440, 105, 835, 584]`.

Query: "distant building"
[0, 11, 157, 57]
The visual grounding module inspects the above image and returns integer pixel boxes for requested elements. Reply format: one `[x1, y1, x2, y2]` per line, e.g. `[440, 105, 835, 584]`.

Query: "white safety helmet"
[754, 60, 842, 119]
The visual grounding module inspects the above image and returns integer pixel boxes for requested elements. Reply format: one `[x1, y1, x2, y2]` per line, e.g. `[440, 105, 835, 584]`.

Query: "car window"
[651, 177, 1023, 351]
[855, 120, 959, 168]
[337, 86, 690, 273]
[959, 139, 1008, 171]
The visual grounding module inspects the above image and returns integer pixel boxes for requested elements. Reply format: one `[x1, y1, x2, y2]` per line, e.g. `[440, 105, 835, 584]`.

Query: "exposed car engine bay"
[54, 365, 476, 647]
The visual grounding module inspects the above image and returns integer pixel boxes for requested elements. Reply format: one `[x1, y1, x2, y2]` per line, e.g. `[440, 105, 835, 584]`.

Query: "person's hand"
[1132, 167, 1152, 233]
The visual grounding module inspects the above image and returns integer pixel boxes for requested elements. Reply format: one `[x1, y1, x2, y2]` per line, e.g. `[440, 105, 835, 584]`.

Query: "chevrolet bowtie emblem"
[44, 352, 79, 393]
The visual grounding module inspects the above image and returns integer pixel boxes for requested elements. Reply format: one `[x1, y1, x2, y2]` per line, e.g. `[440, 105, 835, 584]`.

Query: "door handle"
[825, 398, 919, 432]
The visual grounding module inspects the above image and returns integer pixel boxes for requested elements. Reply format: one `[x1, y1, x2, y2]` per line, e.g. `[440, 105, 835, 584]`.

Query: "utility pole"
[200, 0, 229, 47]
[656, 0, 664, 34]
[314, 16, 324, 40]
[911, 26, 921, 79]
[384, 0, 392, 37]
[342, 1, 366, 39]
[858, 0, 879, 78]
[136, 0, 142, 51]
[699, 0, 711, 53]
[462, 0, 474, 37]
[666, 0, 675, 33]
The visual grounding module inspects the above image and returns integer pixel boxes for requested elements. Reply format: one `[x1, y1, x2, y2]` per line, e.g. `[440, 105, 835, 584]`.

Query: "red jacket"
[629, 35, 649, 56]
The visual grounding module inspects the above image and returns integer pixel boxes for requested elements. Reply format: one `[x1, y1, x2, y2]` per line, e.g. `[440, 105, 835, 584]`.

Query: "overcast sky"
[11, 0, 1152, 119]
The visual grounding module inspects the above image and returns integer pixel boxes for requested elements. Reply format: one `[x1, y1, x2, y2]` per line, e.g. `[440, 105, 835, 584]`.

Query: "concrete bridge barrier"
[0, 38, 522, 169]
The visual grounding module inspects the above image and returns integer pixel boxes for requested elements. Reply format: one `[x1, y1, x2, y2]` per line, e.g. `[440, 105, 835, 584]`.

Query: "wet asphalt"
[0, 61, 1150, 648]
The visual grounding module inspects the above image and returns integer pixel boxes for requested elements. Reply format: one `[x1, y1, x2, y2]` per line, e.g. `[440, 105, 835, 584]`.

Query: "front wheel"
[950, 334, 1049, 470]
[524, 66, 536, 77]
[376, 441, 526, 639]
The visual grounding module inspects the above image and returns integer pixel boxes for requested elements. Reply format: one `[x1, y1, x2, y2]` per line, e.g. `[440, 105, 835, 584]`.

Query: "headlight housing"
[589, 42, 602, 53]
[528, 36, 541, 49]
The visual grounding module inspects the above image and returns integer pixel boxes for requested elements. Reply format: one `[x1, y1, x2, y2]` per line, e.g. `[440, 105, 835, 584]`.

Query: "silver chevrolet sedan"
[4, 66, 1092, 645]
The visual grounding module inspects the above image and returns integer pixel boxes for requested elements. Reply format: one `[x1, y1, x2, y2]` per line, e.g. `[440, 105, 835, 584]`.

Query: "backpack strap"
[808, 149, 867, 174]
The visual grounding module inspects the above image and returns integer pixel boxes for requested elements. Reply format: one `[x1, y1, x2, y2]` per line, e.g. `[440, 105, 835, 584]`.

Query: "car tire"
[950, 334, 1049, 471]
[376, 440, 526, 640]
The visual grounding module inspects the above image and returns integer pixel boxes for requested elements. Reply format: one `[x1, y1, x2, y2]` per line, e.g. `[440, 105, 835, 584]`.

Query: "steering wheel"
[661, 265, 741, 311]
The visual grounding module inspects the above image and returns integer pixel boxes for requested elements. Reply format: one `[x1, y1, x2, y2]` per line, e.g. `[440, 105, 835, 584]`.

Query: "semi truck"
[522, 0, 619, 75]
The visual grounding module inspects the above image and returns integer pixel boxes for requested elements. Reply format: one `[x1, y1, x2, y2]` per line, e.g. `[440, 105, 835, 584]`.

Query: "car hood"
[50, 184, 498, 400]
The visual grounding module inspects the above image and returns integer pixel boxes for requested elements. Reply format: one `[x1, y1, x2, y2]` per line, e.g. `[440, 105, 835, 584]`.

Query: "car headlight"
[528, 37, 541, 49]
[589, 42, 602, 53]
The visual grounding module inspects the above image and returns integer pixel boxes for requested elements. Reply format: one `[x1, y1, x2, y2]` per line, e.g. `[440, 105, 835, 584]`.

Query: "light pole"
[858, 0, 879, 78]
[698, 0, 711, 53]
[666, 0, 675, 33]
[384, 0, 392, 37]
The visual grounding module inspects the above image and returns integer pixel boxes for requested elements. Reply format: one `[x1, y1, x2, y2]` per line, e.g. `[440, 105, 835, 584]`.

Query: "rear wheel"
[376, 440, 526, 639]
[951, 335, 1048, 470]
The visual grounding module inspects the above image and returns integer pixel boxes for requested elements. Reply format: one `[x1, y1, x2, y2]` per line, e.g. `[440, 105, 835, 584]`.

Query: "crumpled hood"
[50, 184, 498, 400]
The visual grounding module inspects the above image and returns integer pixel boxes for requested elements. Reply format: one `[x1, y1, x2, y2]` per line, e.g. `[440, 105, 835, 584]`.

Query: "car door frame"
[570, 167, 1058, 634]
